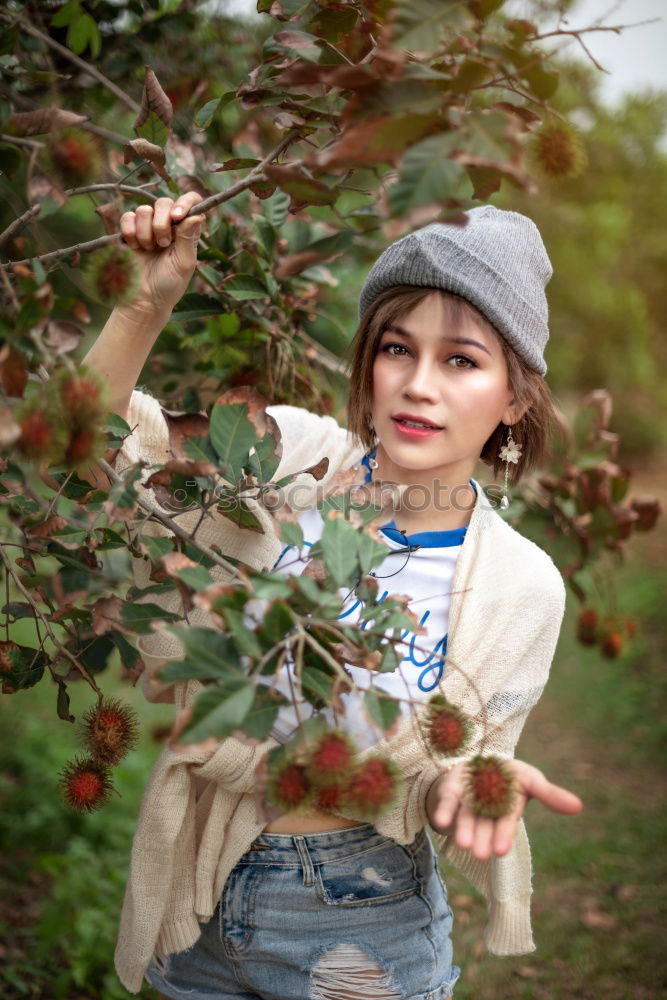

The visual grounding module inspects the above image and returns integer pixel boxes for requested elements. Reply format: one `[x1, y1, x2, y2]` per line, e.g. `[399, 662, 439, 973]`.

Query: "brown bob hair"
[345, 286, 565, 488]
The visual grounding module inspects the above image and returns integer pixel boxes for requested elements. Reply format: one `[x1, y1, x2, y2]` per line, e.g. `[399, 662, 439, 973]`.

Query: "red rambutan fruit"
[80, 697, 139, 766]
[314, 782, 346, 813]
[465, 755, 517, 819]
[64, 427, 105, 469]
[601, 631, 623, 659]
[530, 120, 587, 180]
[58, 756, 114, 812]
[424, 694, 472, 756]
[54, 367, 108, 429]
[309, 730, 354, 781]
[576, 608, 599, 646]
[14, 404, 66, 463]
[83, 244, 141, 308]
[45, 128, 104, 186]
[267, 760, 311, 811]
[347, 756, 399, 816]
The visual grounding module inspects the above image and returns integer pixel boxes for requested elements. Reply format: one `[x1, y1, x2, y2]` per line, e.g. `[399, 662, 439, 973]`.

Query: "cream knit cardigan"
[113, 388, 566, 994]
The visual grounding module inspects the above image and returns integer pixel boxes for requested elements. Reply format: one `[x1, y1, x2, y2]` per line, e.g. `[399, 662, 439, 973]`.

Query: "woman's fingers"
[119, 192, 206, 253]
[513, 761, 584, 816]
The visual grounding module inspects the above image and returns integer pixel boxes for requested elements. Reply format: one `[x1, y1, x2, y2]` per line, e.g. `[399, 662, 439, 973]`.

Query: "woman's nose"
[403, 360, 439, 400]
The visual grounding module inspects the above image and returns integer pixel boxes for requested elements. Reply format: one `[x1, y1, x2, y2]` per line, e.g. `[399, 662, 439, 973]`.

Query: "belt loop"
[294, 835, 315, 887]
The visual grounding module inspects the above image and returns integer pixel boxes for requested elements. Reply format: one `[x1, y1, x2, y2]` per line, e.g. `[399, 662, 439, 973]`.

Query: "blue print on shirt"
[337, 589, 448, 692]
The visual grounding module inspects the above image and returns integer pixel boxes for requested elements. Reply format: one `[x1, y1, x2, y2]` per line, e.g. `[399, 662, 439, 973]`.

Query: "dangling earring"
[498, 426, 522, 509]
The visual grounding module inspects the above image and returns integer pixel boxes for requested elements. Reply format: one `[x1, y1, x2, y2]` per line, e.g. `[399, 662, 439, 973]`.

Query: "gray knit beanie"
[358, 205, 553, 376]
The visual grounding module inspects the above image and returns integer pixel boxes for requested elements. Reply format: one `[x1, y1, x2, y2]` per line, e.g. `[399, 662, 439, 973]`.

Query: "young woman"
[85, 192, 583, 999]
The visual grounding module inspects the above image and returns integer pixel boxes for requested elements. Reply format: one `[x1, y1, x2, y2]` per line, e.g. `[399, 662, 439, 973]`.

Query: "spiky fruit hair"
[14, 400, 68, 464]
[58, 756, 114, 812]
[530, 119, 587, 180]
[266, 758, 312, 812]
[346, 755, 400, 817]
[52, 367, 109, 430]
[44, 128, 104, 187]
[83, 244, 141, 308]
[424, 694, 472, 757]
[465, 755, 517, 819]
[80, 697, 139, 766]
[308, 730, 355, 783]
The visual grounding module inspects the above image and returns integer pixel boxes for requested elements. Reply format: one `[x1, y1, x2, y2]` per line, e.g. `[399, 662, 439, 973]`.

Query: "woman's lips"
[391, 417, 443, 439]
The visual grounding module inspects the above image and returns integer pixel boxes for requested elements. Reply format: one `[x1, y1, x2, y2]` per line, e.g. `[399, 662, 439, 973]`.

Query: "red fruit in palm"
[424, 695, 472, 756]
[347, 756, 399, 816]
[80, 697, 139, 766]
[267, 760, 311, 811]
[576, 608, 599, 646]
[58, 756, 114, 812]
[465, 755, 517, 819]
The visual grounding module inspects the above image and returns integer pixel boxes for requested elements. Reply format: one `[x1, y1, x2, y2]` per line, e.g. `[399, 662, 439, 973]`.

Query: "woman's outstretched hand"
[118, 190, 205, 318]
[426, 759, 583, 861]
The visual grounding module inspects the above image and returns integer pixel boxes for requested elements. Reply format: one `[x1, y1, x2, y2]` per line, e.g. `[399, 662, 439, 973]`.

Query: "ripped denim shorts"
[145, 823, 460, 1000]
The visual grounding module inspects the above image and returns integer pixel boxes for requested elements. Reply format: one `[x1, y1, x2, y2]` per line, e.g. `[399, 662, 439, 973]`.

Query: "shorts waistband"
[245, 824, 424, 868]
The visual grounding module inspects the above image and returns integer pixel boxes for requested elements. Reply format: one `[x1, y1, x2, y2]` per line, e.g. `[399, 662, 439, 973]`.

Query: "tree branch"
[0, 11, 140, 113]
[0, 130, 301, 270]
[0, 182, 160, 249]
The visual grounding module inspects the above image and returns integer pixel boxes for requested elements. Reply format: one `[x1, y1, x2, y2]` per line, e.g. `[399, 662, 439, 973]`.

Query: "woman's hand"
[426, 759, 583, 861]
[118, 190, 206, 320]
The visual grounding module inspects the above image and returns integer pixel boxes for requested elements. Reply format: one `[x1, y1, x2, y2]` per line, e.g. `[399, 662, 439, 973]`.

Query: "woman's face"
[370, 292, 518, 484]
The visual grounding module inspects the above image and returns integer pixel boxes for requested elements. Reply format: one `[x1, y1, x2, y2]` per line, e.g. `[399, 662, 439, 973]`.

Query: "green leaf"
[223, 275, 269, 301]
[183, 680, 256, 742]
[135, 109, 170, 148]
[171, 293, 222, 323]
[259, 600, 294, 646]
[319, 515, 363, 587]
[174, 564, 213, 590]
[278, 520, 304, 550]
[110, 630, 144, 675]
[120, 601, 180, 633]
[264, 190, 290, 228]
[194, 97, 222, 130]
[392, 0, 471, 50]
[356, 531, 390, 577]
[241, 686, 288, 739]
[0, 644, 48, 693]
[364, 689, 401, 731]
[302, 663, 334, 704]
[249, 573, 292, 601]
[50, 1, 82, 28]
[523, 65, 559, 101]
[217, 497, 264, 533]
[209, 401, 259, 482]
[389, 133, 464, 215]
[67, 12, 101, 57]
[141, 535, 176, 561]
[247, 432, 281, 483]
[158, 628, 242, 682]
[223, 607, 263, 659]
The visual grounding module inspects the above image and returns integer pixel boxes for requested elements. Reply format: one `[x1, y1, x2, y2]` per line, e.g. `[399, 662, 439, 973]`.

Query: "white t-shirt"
[248, 456, 472, 750]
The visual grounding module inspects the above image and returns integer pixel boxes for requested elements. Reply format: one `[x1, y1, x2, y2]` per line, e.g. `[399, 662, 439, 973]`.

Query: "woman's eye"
[449, 355, 476, 369]
[381, 343, 408, 357]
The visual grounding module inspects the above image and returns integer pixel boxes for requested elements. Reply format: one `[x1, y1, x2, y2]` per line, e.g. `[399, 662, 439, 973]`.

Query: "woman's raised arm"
[81, 190, 205, 423]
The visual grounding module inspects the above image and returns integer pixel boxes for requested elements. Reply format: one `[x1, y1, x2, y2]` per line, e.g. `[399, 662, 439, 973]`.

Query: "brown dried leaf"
[160, 552, 198, 577]
[581, 908, 617, 931]
[28, 515, 68, 538]
[95, 199, 122, 235]
[0, 344, 28, 398]
[214, 386, 272, 437]
[44, 320, 85, 355]
[88, 595, 124, 635]
[27, 173, 66, 208]
[71, 300, 91, 324]
[124, 138, 170, 181]
[161, 407, 210, 461]
[5, 107, 88, 137]
[302, 456, 329, 481]
[274, 249, 329, 279]
[177, 174, 212, 199]
[135, 66, 173, 132]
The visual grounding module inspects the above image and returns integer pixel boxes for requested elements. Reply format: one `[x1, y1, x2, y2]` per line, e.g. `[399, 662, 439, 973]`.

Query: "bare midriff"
[263, 810, 364, 834]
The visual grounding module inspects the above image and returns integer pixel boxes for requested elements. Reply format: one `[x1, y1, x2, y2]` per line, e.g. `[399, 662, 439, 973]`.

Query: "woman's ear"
[502, 397, 530, 426]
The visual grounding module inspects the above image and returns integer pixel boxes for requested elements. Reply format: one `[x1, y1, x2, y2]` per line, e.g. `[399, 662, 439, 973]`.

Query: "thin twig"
[1, 130, 301, 269]
[0, 543, 103, 694]
[0, 132, 45, 150]
[0, 11, 140, 113]
[0, 182, 159, 249]
[0, 85, 131, 146]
